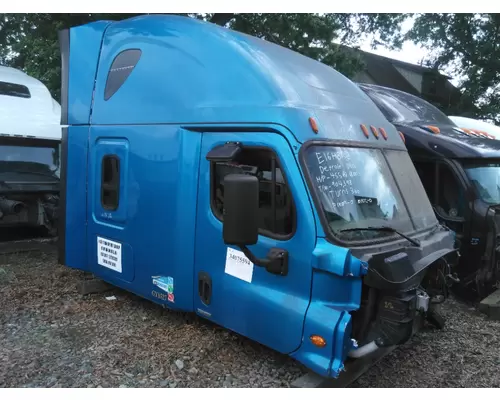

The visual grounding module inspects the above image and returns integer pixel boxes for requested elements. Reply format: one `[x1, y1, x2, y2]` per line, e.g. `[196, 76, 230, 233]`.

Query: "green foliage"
[406, 13, 500, 123]
[0, 13, 405, 102]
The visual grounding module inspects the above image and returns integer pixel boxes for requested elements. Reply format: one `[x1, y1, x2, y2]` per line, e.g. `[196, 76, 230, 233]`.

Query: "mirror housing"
[222, 174, 259, 246]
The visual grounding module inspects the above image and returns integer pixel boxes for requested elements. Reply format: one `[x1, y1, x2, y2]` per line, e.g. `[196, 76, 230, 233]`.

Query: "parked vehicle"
[58, 15, 457, 380]
[359, 83, 500, 299]
[449, 116, 500, 140]
[0, 66, 60, 237]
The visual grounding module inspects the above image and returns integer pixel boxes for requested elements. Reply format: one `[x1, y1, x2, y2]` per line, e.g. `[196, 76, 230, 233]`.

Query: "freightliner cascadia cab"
[359, 83, 500, 299]
[0, 66, 60, 236]
[58, 15, 457, 380]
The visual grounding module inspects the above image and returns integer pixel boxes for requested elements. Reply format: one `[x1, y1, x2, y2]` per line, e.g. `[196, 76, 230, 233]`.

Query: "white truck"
[449, 115, 500, 140]
[0, 66, 60, 237]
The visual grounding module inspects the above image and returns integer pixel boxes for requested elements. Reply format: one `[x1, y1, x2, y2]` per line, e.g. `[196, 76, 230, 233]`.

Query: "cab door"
[193, 131, 316, 354]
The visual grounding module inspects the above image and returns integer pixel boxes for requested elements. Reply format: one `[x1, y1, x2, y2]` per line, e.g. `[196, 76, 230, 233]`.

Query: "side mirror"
[221, 173, 289, 277]
[222, 174, 259, 246]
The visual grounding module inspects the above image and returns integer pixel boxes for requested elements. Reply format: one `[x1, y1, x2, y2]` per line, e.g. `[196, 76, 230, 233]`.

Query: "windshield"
[366, 87, 454, 125]
[464, 162, 500, 205]
[0, 144, 60, 179]
[303, 145, 437, 242]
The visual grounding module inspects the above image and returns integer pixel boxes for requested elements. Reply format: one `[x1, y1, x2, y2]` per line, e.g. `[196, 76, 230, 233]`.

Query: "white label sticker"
[97, 236, 122, 273]
[224, 247, 254, 283]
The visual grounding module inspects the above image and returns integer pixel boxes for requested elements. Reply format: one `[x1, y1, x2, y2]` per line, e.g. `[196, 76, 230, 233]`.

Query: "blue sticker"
[152, 276, 174, 294]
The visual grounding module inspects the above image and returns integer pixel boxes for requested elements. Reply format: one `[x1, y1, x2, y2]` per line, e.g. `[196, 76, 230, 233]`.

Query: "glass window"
[104, 49, 142, 101]
[0, 81, 31, 98]
[365, 87, 453, 125]
[464, 162, 500, 205]
[302, 145, 437, 242]
[385, 151, 438, 229]
[435, 165, 465, 218]
[414, 161, 437, 203]
[0, 145, 60, 178]
[212, 148, 295, 237]
[101, 155, 120, 211]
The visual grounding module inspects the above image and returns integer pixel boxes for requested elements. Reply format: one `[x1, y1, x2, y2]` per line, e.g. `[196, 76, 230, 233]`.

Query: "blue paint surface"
[63, 14, 405, 378]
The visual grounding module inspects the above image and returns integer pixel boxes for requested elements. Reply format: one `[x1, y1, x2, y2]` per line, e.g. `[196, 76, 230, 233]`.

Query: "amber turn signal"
[309, 117, 319, 134]
[399, 131, 405, 143]
[360, 124, 370, 138]
[309, 335, 327, 348]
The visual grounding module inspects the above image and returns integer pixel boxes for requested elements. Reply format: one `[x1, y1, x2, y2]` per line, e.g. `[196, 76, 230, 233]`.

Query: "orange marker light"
[309, 117, 319, 134]
[425, 125, 440, 134]
[310, 335, 327, 348]
[370, 125, 379, 139]
[379, 127, 388, 140]
[360, 124, 370, 138]
[399, 131, 406, 143]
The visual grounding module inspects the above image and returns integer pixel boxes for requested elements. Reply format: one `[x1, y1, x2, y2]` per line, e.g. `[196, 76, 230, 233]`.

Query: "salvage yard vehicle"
[0, 66, 60, 238]
[448, 115, 500, 140]
[58, 15, 458, 382]
[359, 83, 500, 299]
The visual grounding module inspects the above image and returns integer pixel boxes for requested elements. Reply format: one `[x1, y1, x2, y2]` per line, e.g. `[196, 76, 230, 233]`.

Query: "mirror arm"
[239, 245, 289, 276]
[240, 245, 271, 267]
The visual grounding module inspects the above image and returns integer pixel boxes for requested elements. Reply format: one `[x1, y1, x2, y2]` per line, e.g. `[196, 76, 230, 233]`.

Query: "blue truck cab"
[359, 83, 500, 299]
[58, 15, 457, 379]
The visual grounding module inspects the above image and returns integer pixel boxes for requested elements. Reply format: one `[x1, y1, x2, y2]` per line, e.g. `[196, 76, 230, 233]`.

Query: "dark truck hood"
[395, 121, 500, 159]
[352, 225, 457, 292]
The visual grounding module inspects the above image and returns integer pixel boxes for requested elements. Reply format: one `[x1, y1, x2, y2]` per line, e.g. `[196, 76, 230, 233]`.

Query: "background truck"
[0, 66, 60, 240]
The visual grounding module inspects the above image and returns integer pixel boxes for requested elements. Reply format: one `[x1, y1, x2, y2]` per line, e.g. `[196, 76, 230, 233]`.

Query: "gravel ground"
[1, 249, 499, 388]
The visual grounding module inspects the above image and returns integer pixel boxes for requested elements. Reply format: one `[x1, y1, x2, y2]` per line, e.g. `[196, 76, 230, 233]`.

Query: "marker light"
[310, 335, 327, 348]
[423, 125, 440, 134]
[379, 127, 388, 140]
[370, 125, 379, 139]
[399, 131, 405, 143]
[309, 117, 319, 134]
[360, 124, 370, 138]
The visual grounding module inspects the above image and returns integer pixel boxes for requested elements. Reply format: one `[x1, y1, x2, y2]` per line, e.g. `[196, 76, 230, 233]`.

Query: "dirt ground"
[1, 249, 499, 388]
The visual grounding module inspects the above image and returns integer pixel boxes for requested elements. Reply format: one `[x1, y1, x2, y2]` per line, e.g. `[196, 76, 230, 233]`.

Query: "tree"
[405, 13, 500, 123]
[0, 13, 406, 102]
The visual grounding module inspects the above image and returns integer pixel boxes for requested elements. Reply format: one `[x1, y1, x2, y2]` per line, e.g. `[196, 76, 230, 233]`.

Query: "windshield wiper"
[339, 226, 421, 247]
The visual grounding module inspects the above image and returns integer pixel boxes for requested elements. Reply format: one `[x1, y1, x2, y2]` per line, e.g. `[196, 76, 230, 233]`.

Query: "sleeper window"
[211, 148, 295, 237]
[101, 155, 120, 211]
[104, 49, 142, 101]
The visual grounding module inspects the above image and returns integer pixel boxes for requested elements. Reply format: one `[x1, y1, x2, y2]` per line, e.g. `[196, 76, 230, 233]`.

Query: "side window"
[0, 81, 31, 98]
[414, 161, 437, 203]
[436, 164, 465, 219]
[101, 155, 120, 211]
[211, 147, 295, 237]
[104, 49, 142, 101]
